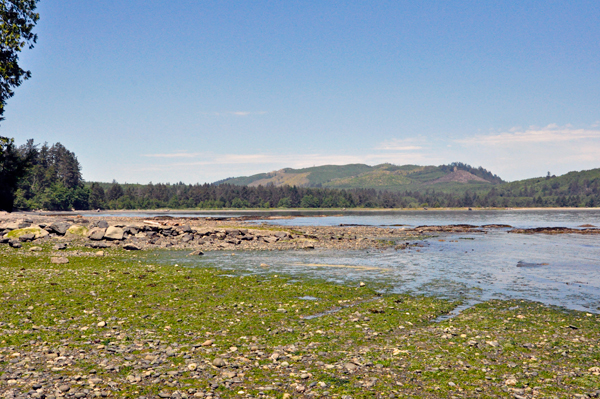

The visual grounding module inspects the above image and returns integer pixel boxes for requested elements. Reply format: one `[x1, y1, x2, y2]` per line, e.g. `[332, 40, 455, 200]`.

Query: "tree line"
[2, 139, 599, 211]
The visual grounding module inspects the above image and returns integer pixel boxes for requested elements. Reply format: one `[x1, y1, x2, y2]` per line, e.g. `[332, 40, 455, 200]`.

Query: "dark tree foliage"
[0, 0, 39, 119]
[0, 136, 29, 210]
[13, 140, 86, 210]
[0, 1, 38, 210]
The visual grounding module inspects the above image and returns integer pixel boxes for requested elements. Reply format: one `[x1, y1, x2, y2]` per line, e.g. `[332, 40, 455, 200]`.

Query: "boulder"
[51, 257, 69, 264]
[91, 220, 109, 229]
[123, 243, 141, 251]
[179, 225, 192, 233]
[18, 233, 35, 242]
[66, 225, 88, 237]
[189, 250, 204, 256]
[87, 228, 106, 240]
[123, 225, 139, 235]
[5, 226, 48, 240]
[54, 243, 68, 250]
[0, 222, 21, 231]
[104, 226, 124, 240]
[48, 222, 71, 235]
[9, 240, 22, 248]
[194, 228, 214, 236]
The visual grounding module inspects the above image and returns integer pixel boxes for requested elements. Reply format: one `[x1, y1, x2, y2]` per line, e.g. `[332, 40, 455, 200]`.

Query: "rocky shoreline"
[1, 214, 599, 254]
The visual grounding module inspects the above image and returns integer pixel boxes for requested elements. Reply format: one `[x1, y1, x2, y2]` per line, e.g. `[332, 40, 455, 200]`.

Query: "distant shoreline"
[7, 206, 600, 218]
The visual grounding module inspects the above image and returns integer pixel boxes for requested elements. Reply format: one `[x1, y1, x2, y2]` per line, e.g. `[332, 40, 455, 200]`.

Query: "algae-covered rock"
[4, 226, 48, 240]
[66, 225, 88, 237]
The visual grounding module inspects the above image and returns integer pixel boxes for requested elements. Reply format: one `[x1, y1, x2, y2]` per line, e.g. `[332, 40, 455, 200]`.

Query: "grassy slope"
[1, 244, 599, 398]
[498, 168, 600, 196]
[220, 163, 497, 194]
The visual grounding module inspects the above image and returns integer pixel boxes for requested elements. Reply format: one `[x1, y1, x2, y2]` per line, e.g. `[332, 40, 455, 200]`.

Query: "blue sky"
[2, 1, 599, 183]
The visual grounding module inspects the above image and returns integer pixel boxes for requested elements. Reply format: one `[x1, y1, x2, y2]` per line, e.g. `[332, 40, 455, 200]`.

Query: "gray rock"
[91, 220, 109, 229]
[189, 250, 204, 256]
[18, 233, 35, 242]
[181, 233, 194, 243]
[123, 225, 139, 235]
[51, 257, 69, 264]
[53, 243, 68, 250]
[104, 226, 124, 240]
[179, 225, 192, 233]
[49, 222, 71, 235]
[212, 358, 226, 367]
[58, 385, 70, 393]
[123, 243, 141, 251]
[9, 240, 22, 248]
[344, 362, 359, 372]
[87, 228, 106, 241]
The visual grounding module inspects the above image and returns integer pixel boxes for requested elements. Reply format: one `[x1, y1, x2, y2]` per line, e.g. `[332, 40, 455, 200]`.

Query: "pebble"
[97, 321, 106, 327]
[58, 385, 70, 392]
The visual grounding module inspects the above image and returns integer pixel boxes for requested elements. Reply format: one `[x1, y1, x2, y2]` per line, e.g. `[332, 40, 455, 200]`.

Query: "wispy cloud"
[457, 124, 600, 145]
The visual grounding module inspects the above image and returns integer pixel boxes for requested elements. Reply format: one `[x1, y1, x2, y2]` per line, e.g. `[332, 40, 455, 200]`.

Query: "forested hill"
[217, 162, 504, 193]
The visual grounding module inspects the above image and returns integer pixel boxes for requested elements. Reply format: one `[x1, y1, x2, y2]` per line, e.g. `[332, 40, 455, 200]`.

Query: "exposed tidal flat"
[1, 211, 600, 398]
[1, 249, 600, 398]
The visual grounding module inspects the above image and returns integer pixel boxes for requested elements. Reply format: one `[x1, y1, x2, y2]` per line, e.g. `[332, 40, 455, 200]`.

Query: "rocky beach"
[1, 212, 600, 398]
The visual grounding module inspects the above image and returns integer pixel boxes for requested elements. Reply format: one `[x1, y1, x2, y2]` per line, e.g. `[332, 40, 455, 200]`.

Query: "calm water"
[77, 209, 600, 229]
[152, 227, 600, 314]
[255, 209, 600, 229]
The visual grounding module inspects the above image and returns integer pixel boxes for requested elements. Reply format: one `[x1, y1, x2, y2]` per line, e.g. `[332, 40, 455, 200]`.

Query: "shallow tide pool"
[152, 229, 600, 315]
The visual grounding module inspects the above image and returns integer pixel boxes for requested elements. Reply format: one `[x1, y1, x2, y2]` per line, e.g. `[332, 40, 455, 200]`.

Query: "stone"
[201, 339, 214, 346]
[97, 321, 106, 327]
[188, 363, 198, 371]
[49, 222, 71, 235]
[344, 362, 358, 372]
[58, 385, 70, 392]
[53, 243, 68, 250]
[87, 228, 106, 241]
[91, 220, 109, 229]
[179, 225, 193, 233]
[29, 246, 43, 252]
[123, 243, 141, 251]
[95, 250, 105, 256]
[212, 358, 226, 367]
[123, 226, 139, 235]
[51, 257, 69, 264]
[189, 250, 204, 256]
[104, 226, 124, 240]
[18, 233, 35, 242]
[66, 225, 88, 237]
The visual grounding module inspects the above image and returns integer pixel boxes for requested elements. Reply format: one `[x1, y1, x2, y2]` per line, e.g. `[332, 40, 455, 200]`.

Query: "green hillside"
[218, 162, 503, 193]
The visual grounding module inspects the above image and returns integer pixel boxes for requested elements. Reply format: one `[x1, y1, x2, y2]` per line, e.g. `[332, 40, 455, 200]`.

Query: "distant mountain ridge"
[217, 162, 504, 193]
